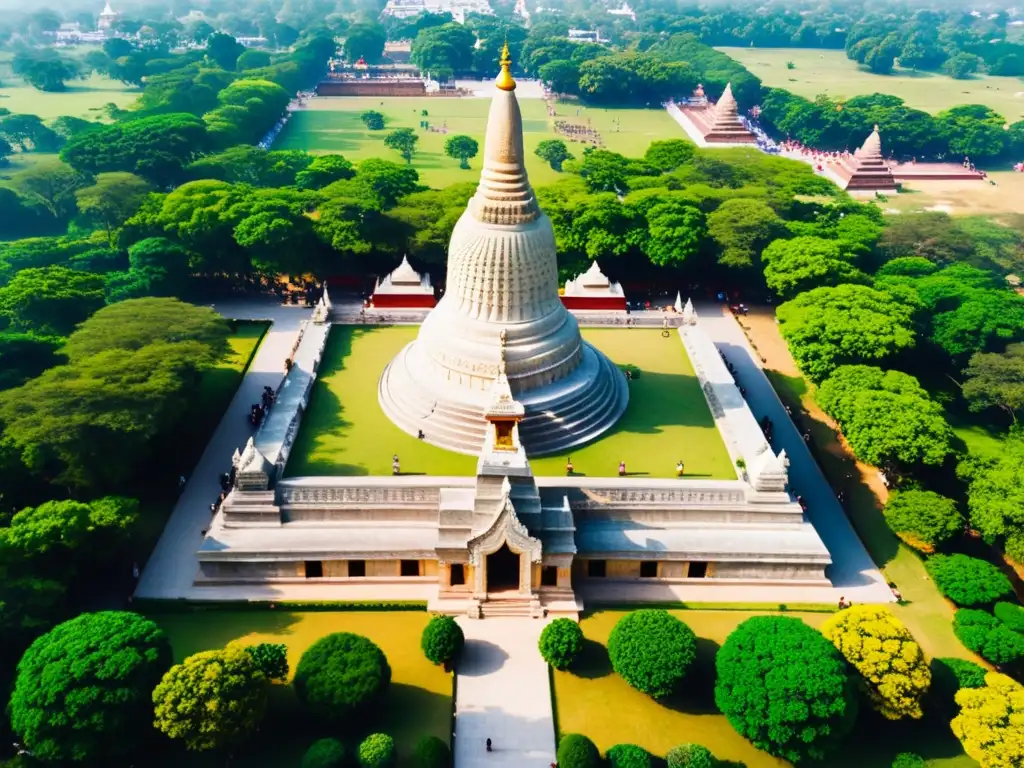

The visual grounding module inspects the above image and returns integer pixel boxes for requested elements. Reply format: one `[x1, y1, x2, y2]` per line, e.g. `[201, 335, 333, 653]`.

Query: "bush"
[9, 611, 172, 762]
[892, 754, 925, 768]
[995, 602, 1024, 632]
[882, 490, 963, 553]
[421, 615, 464, 667]
[926, 554, 1013, 607]
[952, 672, 1024, 766]
[954, 609, 1024, 665]
[557, 733, 600, 768]
[358, 733, 396, 768]
[302, 738, 346, 768]
[666, 743, 714, 768]
[930, 656, 989, 705]
[246, 642, 289, 680]
[606, 744, 652, 768]
[294, 633, 391, 722]
[821, 606, 931, 719]
[539, 618, 584, 670]
[715, 615, 854, 763]
[607, 610, 696, 698]
[414, 735, 451, 768]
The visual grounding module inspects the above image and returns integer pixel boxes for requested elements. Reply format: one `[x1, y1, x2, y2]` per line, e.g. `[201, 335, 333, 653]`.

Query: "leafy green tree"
[963, 344, 1024, 424]
[538, 60, 581, 94]
[605, 744, 652, 768]
[944, 53, 982, 79]
[10, 611, 171, 762]
[12, 51, 81, 91]
[152, 645, 268, 751]
[816, 365, 951, 467]
[0, 135, 12, 165]
[444, 134, 479, 169]
[882, 490, 963, 553]
[557, 734, 600, 768]
[0, 266, 106, 336]
[0, 113, 60, 152]
[187, 146, 313, 187]
[294, 633, 391, 722]
[237, 49, 272, 71]
[539, 618, 584, 670]
[892, 754, 926, 768]
[414, 735, 451, 768]
[385, 128, 419, 164]
[383, 183, 473, 265]
[7, 160, 86, 222]
[644, 201, 706, 268]
[608, 610, 696, 698]
[952, 672, 1024, 767]
[761, 236, 868, 299]
[927, 554, 1013, 607]
[644, 139, 695, 172]
[302, 738, 346, 768]
[353, 158, 421, 207]
[0, 332, 62, 390]
[124, 237, 192, 296]
[995, 602, 1024, 632]
[930, 657, 988, 709]
[246, 642, 288, 681]
[296, 154, 356, 189]
[777, 285, 917, 383]
[205, 32, 244, 70]
[411, 23, 475, 76]
[361, 110, 386, 130]
[345, 22, 387, 63]
[358, 733, 396, 768]
[535, 139, 573, 171]
[954, 610, 1024, 666]
[75, 172, 152, 242]
[715, 615, 854, 763]
[666, 744, 714, 768]
[706, 198, 786, 270]
[821, 606, 931, 720]
[421, 615, 465, 667]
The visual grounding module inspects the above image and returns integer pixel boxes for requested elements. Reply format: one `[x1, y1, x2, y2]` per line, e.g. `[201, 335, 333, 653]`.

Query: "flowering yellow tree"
[821, 605, 931, 719]
[952, 672, 1024, 768]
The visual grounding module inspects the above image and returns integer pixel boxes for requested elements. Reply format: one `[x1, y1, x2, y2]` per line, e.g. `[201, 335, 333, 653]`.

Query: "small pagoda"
[833, 126, 898, 194]
[370, 255, 436, 308]
[672, 83, 757, 148]
[561, 261, 627, 312]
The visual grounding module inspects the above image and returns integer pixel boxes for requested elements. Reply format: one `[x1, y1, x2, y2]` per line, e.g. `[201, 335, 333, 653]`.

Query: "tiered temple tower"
[701, 83, 757, 144]
[834, 125, 898, 194]
[379, 46, 628, 455]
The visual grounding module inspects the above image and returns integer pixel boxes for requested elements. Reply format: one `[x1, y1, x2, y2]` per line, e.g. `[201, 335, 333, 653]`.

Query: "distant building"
[380, 0, 493, 24]
[567, 29, 607, 43]
[98, 1, 120, 30]
[607, 1, 635, 20]
[236, 36, 270, 48]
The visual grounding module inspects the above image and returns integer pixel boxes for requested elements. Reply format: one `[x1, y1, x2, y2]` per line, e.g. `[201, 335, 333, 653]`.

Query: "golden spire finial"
[495, 41, 515, 91]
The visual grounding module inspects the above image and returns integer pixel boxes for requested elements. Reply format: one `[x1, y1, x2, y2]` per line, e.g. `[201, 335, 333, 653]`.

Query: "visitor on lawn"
[618, 460, 627, 477]
[676, 460, 685, 477]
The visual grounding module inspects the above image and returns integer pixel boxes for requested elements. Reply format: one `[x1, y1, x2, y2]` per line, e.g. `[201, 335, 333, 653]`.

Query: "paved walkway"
[454, 618, 556, 768]
[694, 302, 893, 604]
[135, 301, 312, 599]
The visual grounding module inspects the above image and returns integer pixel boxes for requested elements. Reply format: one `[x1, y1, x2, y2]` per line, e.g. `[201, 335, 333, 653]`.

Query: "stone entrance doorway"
[487, 544, 520, 592]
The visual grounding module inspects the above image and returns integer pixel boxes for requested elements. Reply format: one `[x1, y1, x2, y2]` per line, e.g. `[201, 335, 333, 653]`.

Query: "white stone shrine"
[377, 45, 628, 456]
[370, 255, 436, 308]
[561, 261, 627, 312]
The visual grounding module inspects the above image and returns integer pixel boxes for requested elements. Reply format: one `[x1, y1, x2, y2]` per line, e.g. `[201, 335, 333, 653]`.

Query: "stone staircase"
[378, 342, 629, 457]
[480, 593, 541, 618]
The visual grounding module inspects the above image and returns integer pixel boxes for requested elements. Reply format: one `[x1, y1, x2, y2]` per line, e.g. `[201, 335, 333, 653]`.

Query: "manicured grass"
[0, 73, 140, 119]
[274, 96, 684, 188]
[285, 325, 733, 479]
[718, 47, 1024, 121]
[554, 609, 976, 767]
[880, 173, 1024, 217]
[147, 609, 451, 767]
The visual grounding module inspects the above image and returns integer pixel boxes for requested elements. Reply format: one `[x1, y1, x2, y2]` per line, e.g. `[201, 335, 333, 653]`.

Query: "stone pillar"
[473, 553, 487, 599]
[557, 567, 572, 588]
[518, 551, 531, 595]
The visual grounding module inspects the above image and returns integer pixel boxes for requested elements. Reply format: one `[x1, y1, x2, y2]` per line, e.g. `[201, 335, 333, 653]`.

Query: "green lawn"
[554, 609, 976, 768]
[147, 609, 452, 768]
[0, 73, 140, 119]
[286, 325, 734, 479]
[718, 47, 1024, 121]
[275, 97, 684, 188]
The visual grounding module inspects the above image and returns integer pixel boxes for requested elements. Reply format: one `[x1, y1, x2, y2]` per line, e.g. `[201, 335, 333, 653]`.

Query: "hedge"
[294, 633, 392, 722]
[953, 609, 1024, 665]
[302, 738, 346, 768]
[606, 744, 652, 768]
[926, 554, 1013, 607]
[607, 610, 696, 698]
[557, 733, 601, 768]
[539, 618, 585, 670]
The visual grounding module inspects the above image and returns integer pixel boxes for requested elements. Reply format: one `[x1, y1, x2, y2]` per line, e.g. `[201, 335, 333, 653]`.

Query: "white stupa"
[379, 45, 628, 456]
[98, 1, 120, 29]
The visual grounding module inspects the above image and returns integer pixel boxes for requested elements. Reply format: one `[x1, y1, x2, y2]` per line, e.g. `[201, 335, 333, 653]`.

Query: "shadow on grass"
[659, 637, 720, 716]
[572, 638, 614, 679]
[148, 609, 305, 661]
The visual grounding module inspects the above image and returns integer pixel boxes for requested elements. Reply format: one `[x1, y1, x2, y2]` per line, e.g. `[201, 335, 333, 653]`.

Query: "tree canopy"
[607, 609, 696, 698]
[9, 611, 171, 762]
[958, 434, 1024, 561]
[881, 489, 963, 553]
[951, 672, 1024, 768]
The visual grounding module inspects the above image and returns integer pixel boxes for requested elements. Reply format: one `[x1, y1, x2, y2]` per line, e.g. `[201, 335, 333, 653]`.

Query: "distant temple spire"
[835, 124, 897, 194]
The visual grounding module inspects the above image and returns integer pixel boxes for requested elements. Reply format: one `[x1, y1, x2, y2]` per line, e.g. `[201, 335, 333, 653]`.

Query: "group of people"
[249, 385, 277, 427]
[553, 119, 603, 146]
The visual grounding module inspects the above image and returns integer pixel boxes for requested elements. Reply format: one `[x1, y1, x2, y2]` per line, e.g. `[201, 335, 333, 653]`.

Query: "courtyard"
[554, 609, 976, 768]
[285, 325, 734, 480]
[274, 96, 685, 187]
[145, 608, 452, 768]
